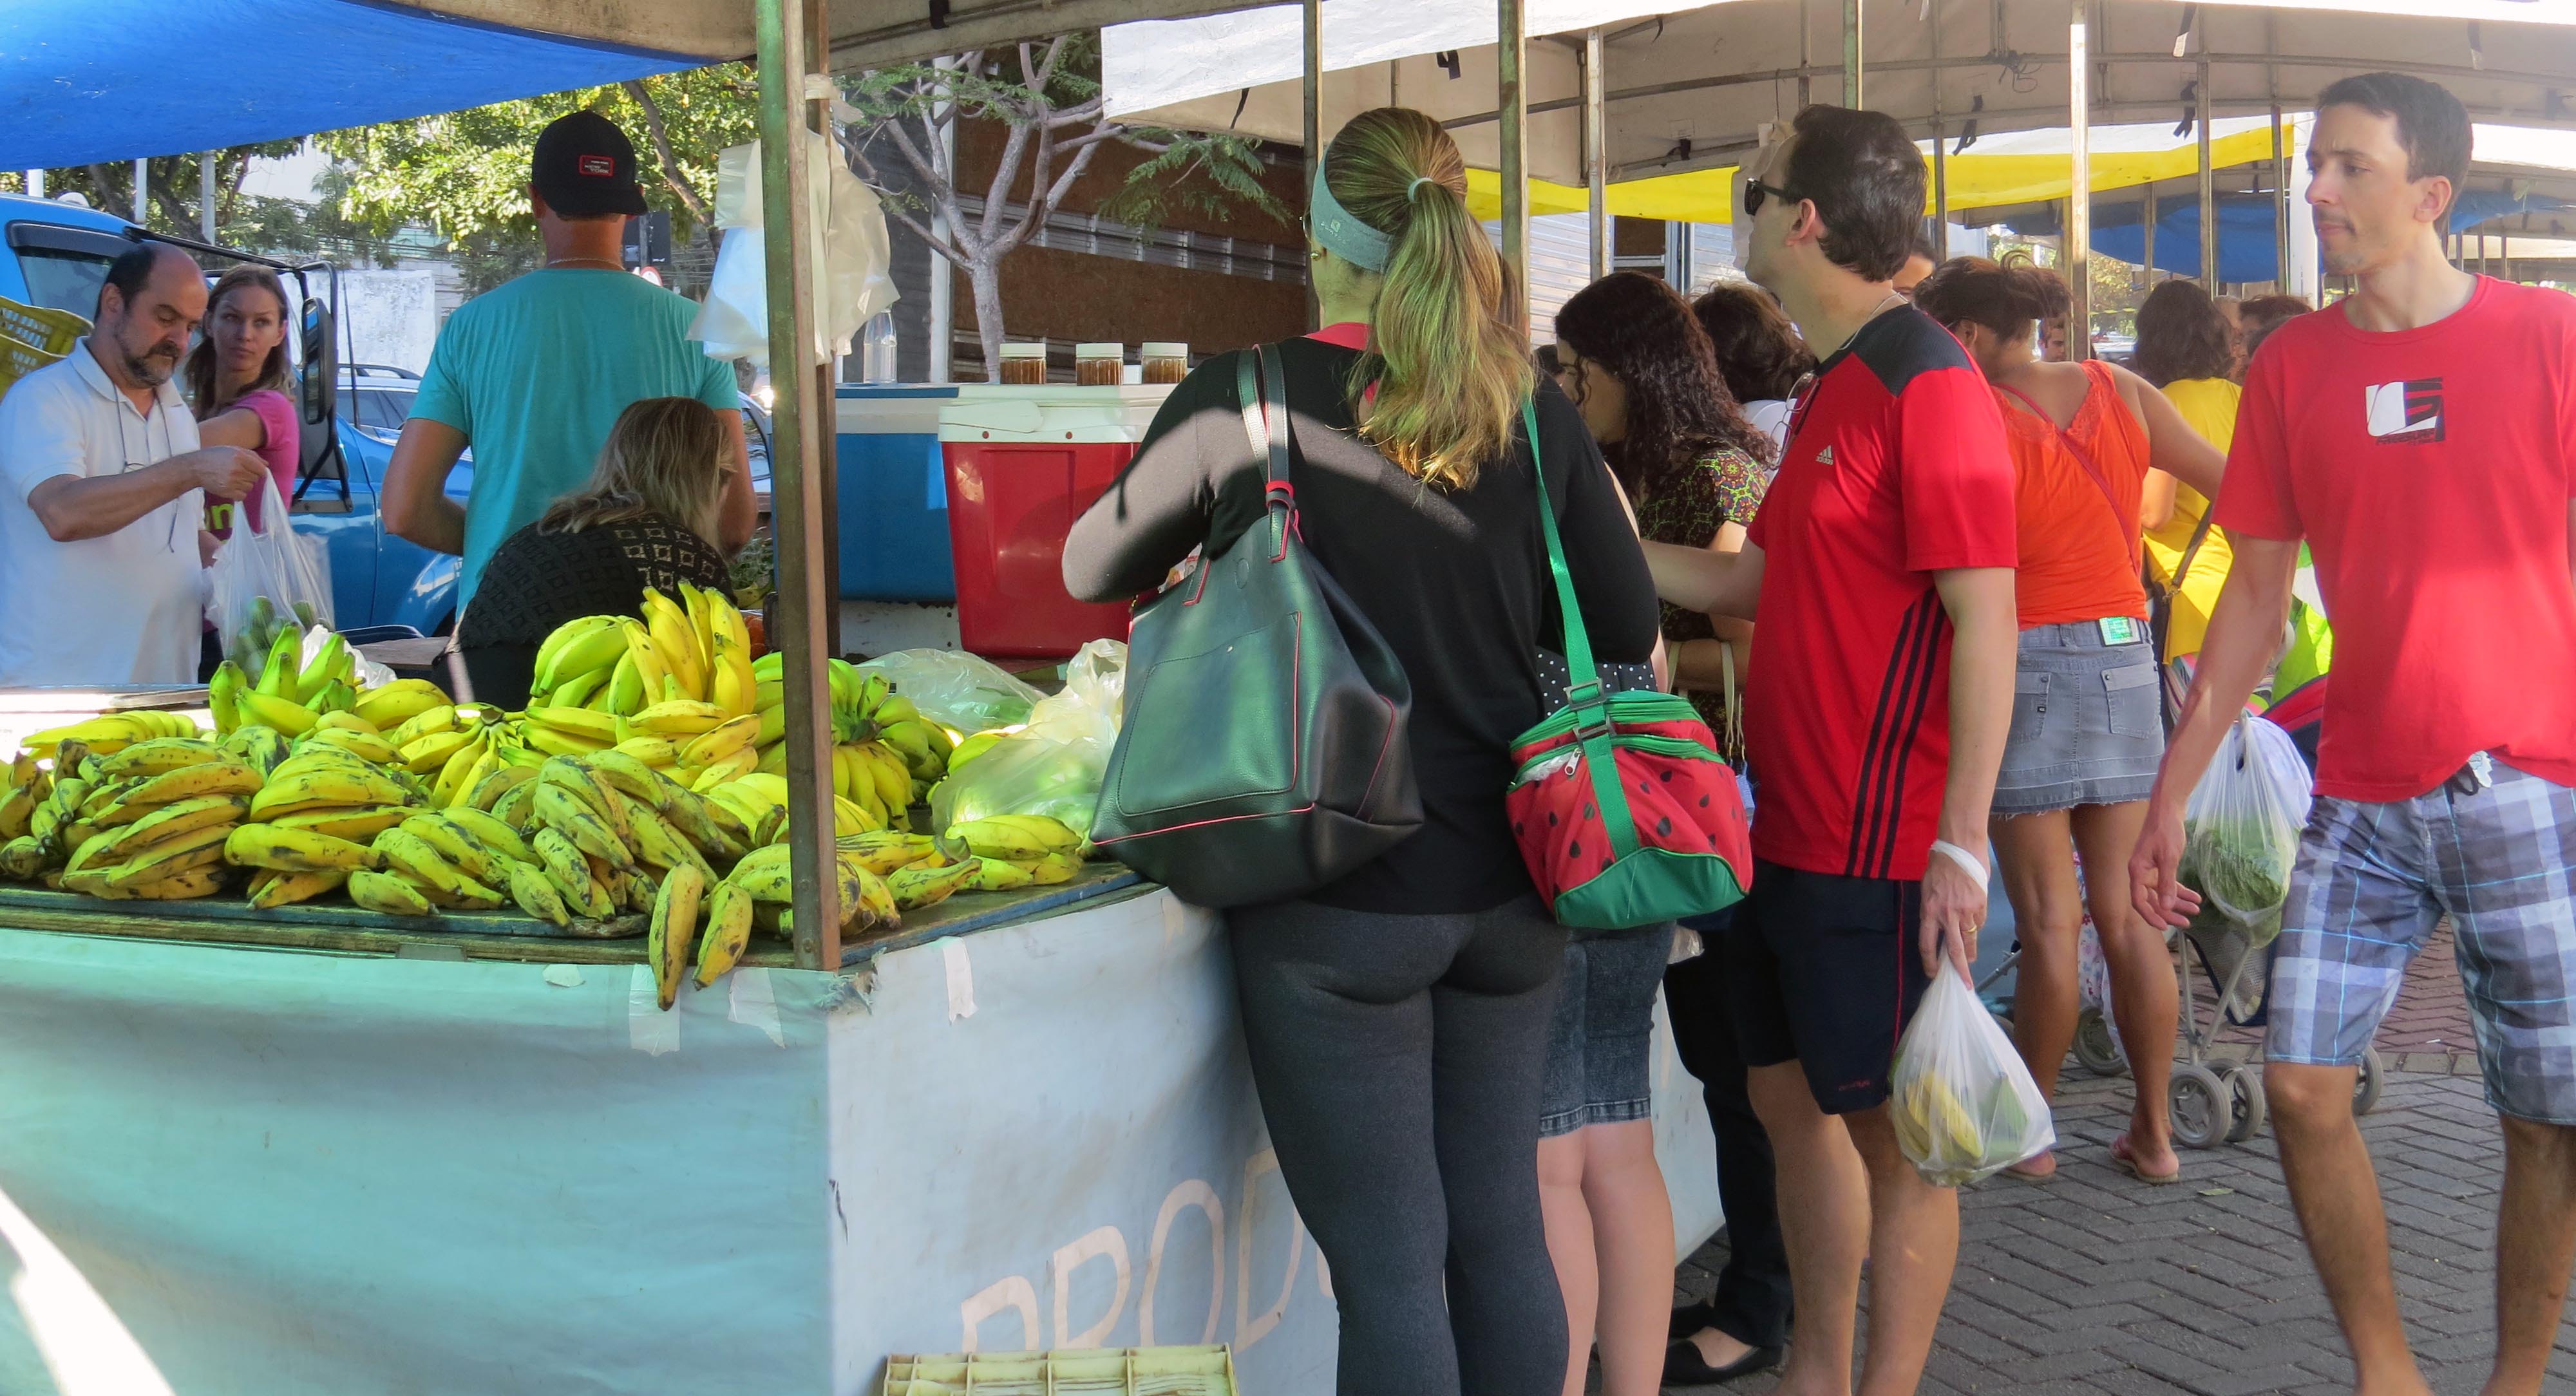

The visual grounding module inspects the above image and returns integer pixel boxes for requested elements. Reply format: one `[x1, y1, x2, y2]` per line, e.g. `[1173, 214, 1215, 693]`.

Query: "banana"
[0, 836, 48, 880]
[255, 626, 301, 699]
[677, 713, 761, 769]
[0, 788, 32, 844]
[223, 725, 294, 775]
[631, 699, 728, 738]
[491, 779, 538, 833]
[642, 587, 706, 700]
[124, 865, 229, 900]
[531, 828, 615, 918]
[236, 690, 319, 737]
[538, 757, 631, 842]
[947, 730, 1007, 773]
[533, 617, 629, 701]
[602, 650, 645, 717]
[293, 634, 350, 705]
[532, 784, 636, 872]
[312, 710, 379, 737]
[864, 743, 913, 817]
[269, 804, 410, 842]
[308, 679, 356, 718]
[250, 765, 415, 819]
[504, 861, 571, 925]
[1025, 850, 1084, 885]
[621, 797, 714, 884]
[93, 795, 249, 863]
[989, 814, 1085, 851]
[225, 824, 385, 873]
[208, 659, 246, 735]
[518, 723, 610, 761]
[753, 704, 785, 750]
[387, 704, 460, 750]
[948, 818, 1059, 862]
[438, 807, 536, 867]
[649, 863, 707, 1009]
[464, 762, 535, 814]
[616, 867, 658, 915]
[301, 726, 402, 766]
[353, 679, 451, 731]
[695, 784, 764, 844]
[249, 867, 346, 909]
[109, 824, 236, 890]
[693, 881, 756, 987]
[756, 742, 786, 778]
[347, 868, 433, 916]
[113, 760, 260, 809]
[18, 715, 150, 756]
[968, 856, 1036, 892]
[399, 815, 509, 888]
[432, 737, 498, 809]
[549, 664, 613, 712]
[689, 748, 761, 793]
[887, 859, 978, 910]
[665, 789, 749, 862]
[374, 829, 480, 900]
[527, 706, 621, 744]
[727, 845, 794, 903]
[399, 729, 476, 776]
[833, 794, 882, 838]
[611, 735, 681, 768]
[617, 619, 668, 713]
[753, 650, 783, 684]
[94, 737, 223, 781]
[837, 831, 942, 875]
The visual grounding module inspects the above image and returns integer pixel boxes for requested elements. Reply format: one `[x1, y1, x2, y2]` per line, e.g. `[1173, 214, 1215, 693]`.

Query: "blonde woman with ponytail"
[1068, 108, 1662, 1396]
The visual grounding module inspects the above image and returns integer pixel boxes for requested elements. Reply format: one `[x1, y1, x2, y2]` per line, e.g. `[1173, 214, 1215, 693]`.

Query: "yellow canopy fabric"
[1464, 120, 2289, 222]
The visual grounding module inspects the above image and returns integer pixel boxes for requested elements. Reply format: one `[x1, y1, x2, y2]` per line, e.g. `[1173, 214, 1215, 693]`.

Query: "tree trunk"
[969, 254, 1009, 384]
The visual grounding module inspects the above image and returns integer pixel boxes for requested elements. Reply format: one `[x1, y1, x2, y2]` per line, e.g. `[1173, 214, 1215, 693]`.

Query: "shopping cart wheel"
[2170, 1064, 2230, 1149]
[2354, 1046, 2387, 1117]
[2220, 1063, 2267, 1143]
[2072, 1008, 2129, 1078]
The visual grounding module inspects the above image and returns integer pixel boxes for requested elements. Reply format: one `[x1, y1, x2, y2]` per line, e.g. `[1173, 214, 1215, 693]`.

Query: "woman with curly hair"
[2132, 279, 2245, 661]
[1549, 270, 1783, 1393]
[1692, 282, 1815, 449]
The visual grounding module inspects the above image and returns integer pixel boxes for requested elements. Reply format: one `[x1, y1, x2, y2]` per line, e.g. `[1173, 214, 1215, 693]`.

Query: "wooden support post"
[1584, 28, 1607, 281]
[1499, 0, 1530, 337]
[2067, 0, 2091, 361]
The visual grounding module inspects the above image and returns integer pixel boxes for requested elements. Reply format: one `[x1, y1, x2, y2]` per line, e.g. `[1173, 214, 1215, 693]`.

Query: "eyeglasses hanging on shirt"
[114, 399, 183, 554]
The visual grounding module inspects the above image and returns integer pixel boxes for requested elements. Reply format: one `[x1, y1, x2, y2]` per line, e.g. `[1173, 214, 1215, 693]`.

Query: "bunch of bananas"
[17, 710, 201, 759]
[225, 733, 429, 907]
[207, 624, 365, 738]
[947, 815, 1088, 889]
[744, 655, 956, 827]
[0, 751, 48, 849]
[46, 738, 263, 900]
[526, 583, 759, 719]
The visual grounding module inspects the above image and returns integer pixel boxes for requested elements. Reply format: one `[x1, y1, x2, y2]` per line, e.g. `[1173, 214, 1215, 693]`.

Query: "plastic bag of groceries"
[855, 648, 1045, 735]
[209, 475, 334, 672]
[2179, 711, 2313, 948]
[1891, 969, 2056, 1187]
[929, 641, 1126, 833]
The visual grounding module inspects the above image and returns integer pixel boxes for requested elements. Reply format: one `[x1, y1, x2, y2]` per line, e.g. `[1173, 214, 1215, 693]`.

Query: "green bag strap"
[1523, 399, 1639, 866]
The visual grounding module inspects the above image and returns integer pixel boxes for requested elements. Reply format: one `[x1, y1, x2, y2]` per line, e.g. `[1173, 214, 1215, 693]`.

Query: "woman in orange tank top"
[1915, 258, 2227, 1186]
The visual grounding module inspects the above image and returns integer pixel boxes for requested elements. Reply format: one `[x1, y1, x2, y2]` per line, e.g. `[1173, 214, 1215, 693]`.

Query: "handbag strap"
[1718, 639, 1744, 764]
[1524, 399, 1640, 865]
[1235, 344, 1297, 559]
[1995, 371, 2142, 575]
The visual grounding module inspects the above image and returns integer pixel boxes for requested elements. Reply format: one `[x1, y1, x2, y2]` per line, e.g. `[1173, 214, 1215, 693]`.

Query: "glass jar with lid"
[1141, 343, 1189, 384]
[998, 342, 1047, 385]
[1075, 343, 1125, 387]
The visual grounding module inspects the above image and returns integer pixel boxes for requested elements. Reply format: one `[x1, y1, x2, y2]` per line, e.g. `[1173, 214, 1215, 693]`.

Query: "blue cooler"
[835, 384, 960, 601]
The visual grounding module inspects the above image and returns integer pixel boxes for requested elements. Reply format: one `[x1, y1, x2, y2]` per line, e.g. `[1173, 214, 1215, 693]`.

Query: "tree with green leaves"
[840, 37, 1285, 377]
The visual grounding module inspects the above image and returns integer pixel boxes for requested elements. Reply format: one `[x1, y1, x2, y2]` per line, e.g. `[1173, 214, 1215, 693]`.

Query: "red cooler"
[938, 383, 1173, 659]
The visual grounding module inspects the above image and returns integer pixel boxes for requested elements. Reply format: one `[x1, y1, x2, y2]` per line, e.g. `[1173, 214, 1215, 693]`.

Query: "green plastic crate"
[881, 1344, 1236, 1395]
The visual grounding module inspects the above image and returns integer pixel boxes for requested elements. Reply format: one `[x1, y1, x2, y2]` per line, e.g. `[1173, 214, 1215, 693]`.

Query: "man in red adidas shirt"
[2132, 75, 2576, 1396]
[1646, 103, 2019, 1396]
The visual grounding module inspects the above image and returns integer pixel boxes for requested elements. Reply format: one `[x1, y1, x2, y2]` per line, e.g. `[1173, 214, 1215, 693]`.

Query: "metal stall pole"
[2066, 0, 2090, 360]
[2197, 43, 2216, 290]
[2143, 184, 2157, 283]
[1499, 0, 1530, 337]
[1585, 28, 1607, 281]
[2503, 233, 2513, 284]
[1799, 1, 1812, 109]
[133, 158, 147, 223]
[199, 153, 216, 241]
[2272, 103, 2289, 291]
[23, 170, 40, 199]
[1844, 0, 1864, 108]
[755, 0, 844, 969]
[1930, 0, 1947, 258]
[1305, 0, 1323, 328]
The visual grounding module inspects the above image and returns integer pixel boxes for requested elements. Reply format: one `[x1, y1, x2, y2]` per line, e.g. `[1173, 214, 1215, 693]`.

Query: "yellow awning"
[1464, 120, 2291, 223]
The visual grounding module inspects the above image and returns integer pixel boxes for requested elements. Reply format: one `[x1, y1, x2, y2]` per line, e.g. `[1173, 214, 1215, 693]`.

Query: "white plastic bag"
[1890, 970, 2056, 1187]
[2180, 712, 2313, 948]
[209, 475, 333, 672]
[855, 649, 1045, 735]
[929, 641, 1126, 833]
[690, 134, 898, 368]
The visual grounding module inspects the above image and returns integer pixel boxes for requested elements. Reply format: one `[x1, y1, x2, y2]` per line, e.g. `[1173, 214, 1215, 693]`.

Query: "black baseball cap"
[531, 111, 648, 218]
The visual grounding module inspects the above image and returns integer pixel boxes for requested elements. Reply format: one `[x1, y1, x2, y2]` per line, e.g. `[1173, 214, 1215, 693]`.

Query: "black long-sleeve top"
[1063, 334, 1661, 914]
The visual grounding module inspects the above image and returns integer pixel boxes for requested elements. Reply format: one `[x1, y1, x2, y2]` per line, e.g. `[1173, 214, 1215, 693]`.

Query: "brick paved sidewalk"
[1663, 1071, 2546, 1396]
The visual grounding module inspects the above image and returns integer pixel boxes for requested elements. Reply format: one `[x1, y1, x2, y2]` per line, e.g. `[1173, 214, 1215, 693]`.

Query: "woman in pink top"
[185, 265, 300, 535]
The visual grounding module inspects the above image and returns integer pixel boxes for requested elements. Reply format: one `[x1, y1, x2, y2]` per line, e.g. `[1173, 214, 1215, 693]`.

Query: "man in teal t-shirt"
[385, 111, 750, 611]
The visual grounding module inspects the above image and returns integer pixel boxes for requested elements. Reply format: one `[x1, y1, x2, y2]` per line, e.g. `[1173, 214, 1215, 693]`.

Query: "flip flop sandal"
[2112, 1133, 2182, 1185]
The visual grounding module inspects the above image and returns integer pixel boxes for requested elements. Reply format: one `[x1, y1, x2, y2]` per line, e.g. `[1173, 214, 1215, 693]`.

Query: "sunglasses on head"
[1743, 180, 1800, 218]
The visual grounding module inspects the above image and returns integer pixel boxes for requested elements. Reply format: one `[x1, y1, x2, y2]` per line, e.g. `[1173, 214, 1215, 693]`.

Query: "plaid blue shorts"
[2268, 758, 2576, 1124]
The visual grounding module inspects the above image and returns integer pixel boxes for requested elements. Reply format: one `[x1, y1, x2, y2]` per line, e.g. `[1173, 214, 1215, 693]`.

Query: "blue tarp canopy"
[2005, 190, 2575, 285]
[0, 0, 701, 169]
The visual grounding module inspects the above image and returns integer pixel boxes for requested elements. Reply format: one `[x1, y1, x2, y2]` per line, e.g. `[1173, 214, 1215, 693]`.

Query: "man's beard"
[121, 343, 176, 387]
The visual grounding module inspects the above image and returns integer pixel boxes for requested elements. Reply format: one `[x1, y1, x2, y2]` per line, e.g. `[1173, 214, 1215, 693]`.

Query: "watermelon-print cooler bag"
[1506, 400, 1752, 930]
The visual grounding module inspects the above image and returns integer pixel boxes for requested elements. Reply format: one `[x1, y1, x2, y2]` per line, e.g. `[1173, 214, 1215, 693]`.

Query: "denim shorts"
[1539, 923, 1672, 1138]
[2268, 759, 2576, 1124]
[1991, 620, 2166, 816]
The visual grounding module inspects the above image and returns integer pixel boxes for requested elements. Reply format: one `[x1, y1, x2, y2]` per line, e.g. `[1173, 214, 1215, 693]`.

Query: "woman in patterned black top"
[455, 397, 735, 708]
[1552, 271, 1790, 1392]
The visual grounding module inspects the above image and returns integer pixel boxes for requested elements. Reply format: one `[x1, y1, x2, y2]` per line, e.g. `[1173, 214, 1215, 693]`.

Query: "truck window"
[17, 247, 113, 319]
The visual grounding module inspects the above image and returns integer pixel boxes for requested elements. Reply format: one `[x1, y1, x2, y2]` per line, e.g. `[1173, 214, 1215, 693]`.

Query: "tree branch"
[621, 79, 712, 224]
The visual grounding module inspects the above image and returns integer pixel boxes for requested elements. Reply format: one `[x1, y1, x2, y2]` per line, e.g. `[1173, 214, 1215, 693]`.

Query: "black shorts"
[1719, 860, 1930, 1116]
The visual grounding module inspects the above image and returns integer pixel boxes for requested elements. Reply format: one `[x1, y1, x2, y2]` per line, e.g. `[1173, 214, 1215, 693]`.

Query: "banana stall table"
[0, 695, 1726, 1396]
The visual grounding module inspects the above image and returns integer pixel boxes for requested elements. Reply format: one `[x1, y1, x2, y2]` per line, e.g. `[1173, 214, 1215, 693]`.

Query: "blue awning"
[2005, 189, 2574, 284]
[0, 0, 701, 169]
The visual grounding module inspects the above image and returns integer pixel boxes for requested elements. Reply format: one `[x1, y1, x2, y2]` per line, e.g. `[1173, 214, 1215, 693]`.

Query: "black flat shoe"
[1662, 1339, 1784, 1387]
[1667, 1300, 1718, 1343]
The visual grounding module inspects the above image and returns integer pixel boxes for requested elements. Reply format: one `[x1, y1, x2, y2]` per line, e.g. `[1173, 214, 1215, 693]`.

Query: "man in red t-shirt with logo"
[1645, 103, 2020, 1396]
[2132, 74, 2576, 1396]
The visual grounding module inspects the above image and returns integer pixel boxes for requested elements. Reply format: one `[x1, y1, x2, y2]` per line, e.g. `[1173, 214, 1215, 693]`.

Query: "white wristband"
[1929, 838, 1988, 883]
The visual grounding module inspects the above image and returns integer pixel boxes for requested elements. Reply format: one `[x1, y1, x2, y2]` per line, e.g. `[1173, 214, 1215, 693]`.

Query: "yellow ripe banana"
[300, 726, 402, 766]
[663, 789, 748, 864]
[532, 784, 636, 873]
[533, 617, 629, 700]
[268, 805, 410, 842]
[837, 830, 940, 875]
[642, 588, 706, 701]
[549, 663, 614, 712]
[611, 735, 681, 768]
[125, 864, 229, 900]
[225, 823, 384, 873]
[491, 780, 538, 833]
[700, 784, 769, 840]
[756, 742, 786, 778]
[690, 748, 761, 793]
[518, 722, 610, 760]
[348, 868, 435, 916]
[752, 703, 786, 750]
[630, 699, 728, 738]
[399, 815, 509, 889]
[433, 737, 498, 809]
[94, 795, 249, 863]
[311, 710, 380, 737]
[530, 829, 613, 918]
[609, 867, 652, 915]
[0, 788, 33, 844]
[374, 829, 481, 901]
[0, 835, 46, 882]
[399, 729, 476, 775]
[223, 725, 295, 776]
[352, 679, 450, 731]
[622, 797, 713, 884]
[617, 619, 668, 710]
[235, 690, 319, 737]
[677, 714, 761, 769]
[77, 777, 143, 824]
[1025, 851, 1084, 885]
[862, 744, 913, 819]
[585, 750, 685, 815]
[969, 856, 1036, 892]
[387, 704, 460, 750]
[601, 650, 645, 717]
[527, 706, 621, 744]
[437, 807, 536, 867]
[694, 880, 755, 987]
[887, 860, 977, 912]
[832, 794, 882, 838]
[464, 762, 535, 814]
[395, 867, 501, 910]
[118, 760, 262, 809]
[983, 814, 1083, 851]
[249, 867, 346, 909]
[948, 818, 1057, 862]
[251, 765, 414, 819]
[649, 862, 707, 1009]
[492, 860, 565, 926]
[94, 737, 223, 781]
[727, 845, 794, 903]
[537, 757, 630, 843]
[109, 824, 236, 890]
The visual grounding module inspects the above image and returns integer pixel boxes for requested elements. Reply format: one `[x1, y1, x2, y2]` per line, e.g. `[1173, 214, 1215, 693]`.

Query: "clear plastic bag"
[2180, 712, 2313, 948]
[1890, 970, 2056, 1187]
[854, 648, 1045, 735]
[208, 475, 333, 672]
[929, 641, 1126, 833]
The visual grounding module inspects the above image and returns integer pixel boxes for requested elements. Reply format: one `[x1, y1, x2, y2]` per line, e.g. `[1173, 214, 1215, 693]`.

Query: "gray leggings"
[1227, 894, 1569, 1396]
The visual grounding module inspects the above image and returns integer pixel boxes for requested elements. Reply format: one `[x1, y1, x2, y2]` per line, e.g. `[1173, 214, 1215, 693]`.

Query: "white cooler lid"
[937, 383, 1175, 444]
[835, 386, 960, 437]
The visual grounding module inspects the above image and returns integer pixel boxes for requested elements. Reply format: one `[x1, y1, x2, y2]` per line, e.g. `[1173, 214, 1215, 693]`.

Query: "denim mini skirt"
[1992, 619, 2166, 816]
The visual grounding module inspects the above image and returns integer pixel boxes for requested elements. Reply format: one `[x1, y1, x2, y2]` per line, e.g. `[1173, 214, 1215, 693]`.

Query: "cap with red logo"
[531, 110, 649, 218]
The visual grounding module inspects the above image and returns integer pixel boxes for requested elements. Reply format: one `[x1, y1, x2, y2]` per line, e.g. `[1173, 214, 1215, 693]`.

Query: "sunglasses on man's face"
[1743, 180, 1800, 218]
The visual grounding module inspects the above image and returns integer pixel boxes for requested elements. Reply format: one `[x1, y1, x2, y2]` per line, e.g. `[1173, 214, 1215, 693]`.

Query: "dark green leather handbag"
[1088, 344, 1423, 907]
